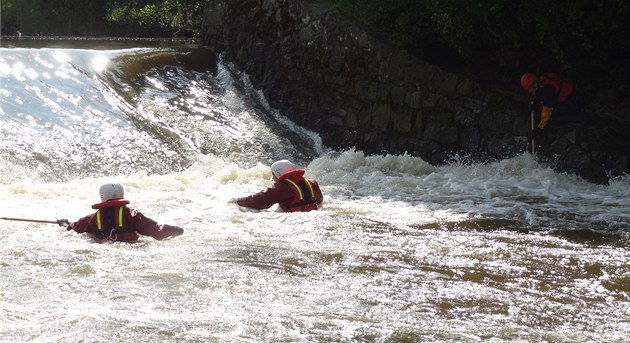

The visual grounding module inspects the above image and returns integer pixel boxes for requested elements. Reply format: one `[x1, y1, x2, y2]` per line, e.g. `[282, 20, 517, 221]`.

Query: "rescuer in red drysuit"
[65, 183, 184, 242]
[231, 160, 323, 212]
[520, 72, 584, 141]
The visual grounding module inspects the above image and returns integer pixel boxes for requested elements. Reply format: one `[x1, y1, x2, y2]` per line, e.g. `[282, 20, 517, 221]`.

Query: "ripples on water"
[1, 39, 629, 342]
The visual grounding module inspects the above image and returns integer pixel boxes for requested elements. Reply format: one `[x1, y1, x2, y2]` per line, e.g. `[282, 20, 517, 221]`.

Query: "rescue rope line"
[530, 110, 536, 156]
[1, 217, 68, 226]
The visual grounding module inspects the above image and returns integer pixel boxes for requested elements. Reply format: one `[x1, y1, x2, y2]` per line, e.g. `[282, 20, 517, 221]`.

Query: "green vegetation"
[0, 0, 210, 37]
[319, 0, 629, 99]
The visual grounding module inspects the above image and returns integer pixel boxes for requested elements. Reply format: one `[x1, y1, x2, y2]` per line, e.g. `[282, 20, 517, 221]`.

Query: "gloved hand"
[168, 225, 184, 237]
[228, 197, 239, 204]
[527, 127, 543, 141]
[57, 219, 70, 227]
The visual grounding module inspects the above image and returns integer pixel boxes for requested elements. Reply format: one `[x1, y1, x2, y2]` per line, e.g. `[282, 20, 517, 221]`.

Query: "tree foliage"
[0, 0, 210, 37]
[106, 0, 211, 36]
[1, 0, 109, 36]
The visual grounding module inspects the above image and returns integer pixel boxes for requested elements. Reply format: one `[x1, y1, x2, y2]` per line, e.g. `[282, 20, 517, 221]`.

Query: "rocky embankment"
[200, 0, 628, 184]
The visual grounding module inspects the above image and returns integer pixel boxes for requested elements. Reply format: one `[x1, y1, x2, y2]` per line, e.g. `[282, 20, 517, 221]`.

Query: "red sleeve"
[237, 182, 294, 210]
[128, 209, 174, 240]
[66, 213, 97, 234]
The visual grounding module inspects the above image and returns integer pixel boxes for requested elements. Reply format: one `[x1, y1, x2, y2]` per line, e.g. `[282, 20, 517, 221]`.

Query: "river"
[1, 39, 629, 342]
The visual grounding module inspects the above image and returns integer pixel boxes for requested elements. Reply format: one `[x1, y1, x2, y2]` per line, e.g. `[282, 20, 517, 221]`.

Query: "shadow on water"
[106, 47, 218, 96]
[214, 245, 308, 277]
[411, 218, 530, 234]
[411, 217, 630, 248]
[548, 228, 630, 247]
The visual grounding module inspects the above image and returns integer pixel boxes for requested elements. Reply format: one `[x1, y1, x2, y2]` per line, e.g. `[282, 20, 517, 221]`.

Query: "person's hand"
[228, 197, 238, 204]
[168, 225, 184, 237]
[57, 219, 70, 227]
[528, 127, 543, 141]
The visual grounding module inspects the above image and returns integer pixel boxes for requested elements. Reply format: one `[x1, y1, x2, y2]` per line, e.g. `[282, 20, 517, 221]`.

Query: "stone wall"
[200, 0, 628, 184]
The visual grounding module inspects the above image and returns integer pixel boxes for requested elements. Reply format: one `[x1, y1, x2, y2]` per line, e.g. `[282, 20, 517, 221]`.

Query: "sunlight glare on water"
[2, 152, 630, 342]
[91, 55, 110, 73]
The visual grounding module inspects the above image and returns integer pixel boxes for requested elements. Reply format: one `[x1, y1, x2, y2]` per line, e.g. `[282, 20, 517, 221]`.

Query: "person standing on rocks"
[520, 72, 584, 143]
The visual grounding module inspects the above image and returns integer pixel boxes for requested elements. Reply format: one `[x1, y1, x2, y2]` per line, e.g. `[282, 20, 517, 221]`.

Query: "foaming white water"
[2, 151, 630, 342]
[0, 151, 630, 342]
[310, 150, 630, 232]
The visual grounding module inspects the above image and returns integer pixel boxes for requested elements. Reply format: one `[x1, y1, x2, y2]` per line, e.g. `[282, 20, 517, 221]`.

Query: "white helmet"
[270, 160, 295, 179]
[99, 183, 124, 202]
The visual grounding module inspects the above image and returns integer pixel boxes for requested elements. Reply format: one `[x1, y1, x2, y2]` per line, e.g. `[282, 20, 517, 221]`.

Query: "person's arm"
[66, 213, 96, 234]
[537, 85, 556, 129]
[130, 209, 183, 240]
[527, 85, 556, 140]
[236, 184, 292, 210]
[538, 106, 554, 129]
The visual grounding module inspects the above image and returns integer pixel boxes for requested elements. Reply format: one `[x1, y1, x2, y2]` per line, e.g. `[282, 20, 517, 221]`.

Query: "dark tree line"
[0, 0, 210, 37]
[321, 0, 629, 105]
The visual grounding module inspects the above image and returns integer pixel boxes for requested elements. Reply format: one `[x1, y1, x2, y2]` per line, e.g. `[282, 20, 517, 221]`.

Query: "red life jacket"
[91, 199, 139, 241]
[278, 170, 319, 212]
[539, 73, 573, 104]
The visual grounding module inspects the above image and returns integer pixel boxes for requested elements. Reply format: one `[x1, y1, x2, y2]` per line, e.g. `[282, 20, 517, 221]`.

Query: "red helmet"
[520, 73, 537, 91]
